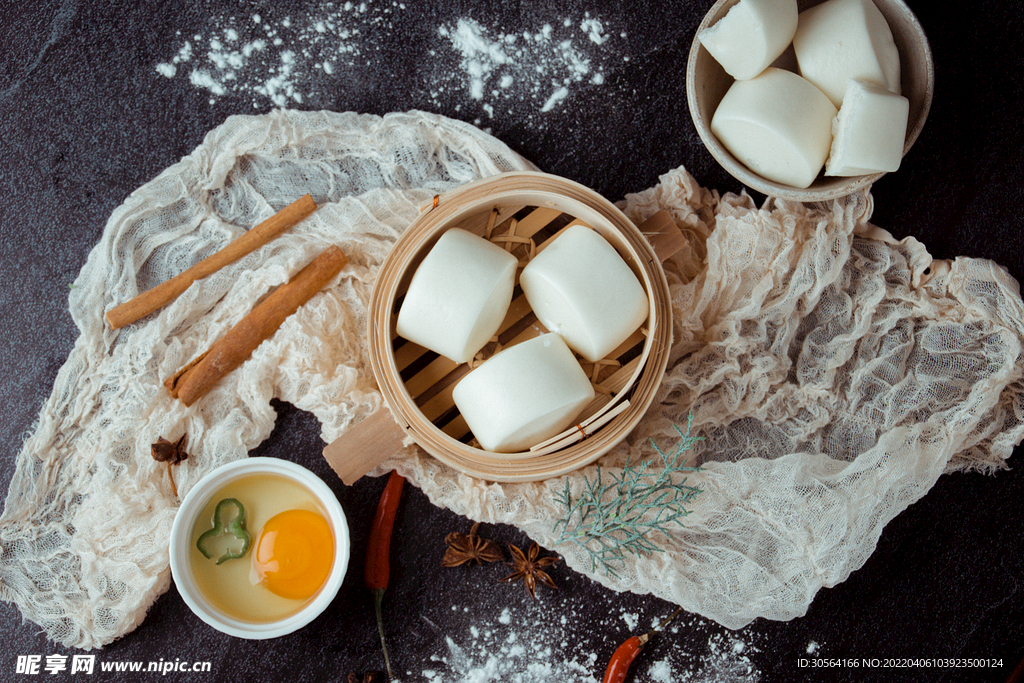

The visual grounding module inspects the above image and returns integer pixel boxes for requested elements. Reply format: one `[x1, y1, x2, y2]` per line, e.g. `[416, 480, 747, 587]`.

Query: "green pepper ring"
[197, 498, 252, 564]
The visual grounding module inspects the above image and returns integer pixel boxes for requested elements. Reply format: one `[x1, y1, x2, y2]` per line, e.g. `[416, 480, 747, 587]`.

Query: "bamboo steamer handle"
[322, 210, 683, 484]
[323, 407, 413, 485]
[636, 209, 685, 263]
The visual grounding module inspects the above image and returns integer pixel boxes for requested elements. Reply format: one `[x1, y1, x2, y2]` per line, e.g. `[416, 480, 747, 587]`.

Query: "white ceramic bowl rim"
[168, 457, 350, 640]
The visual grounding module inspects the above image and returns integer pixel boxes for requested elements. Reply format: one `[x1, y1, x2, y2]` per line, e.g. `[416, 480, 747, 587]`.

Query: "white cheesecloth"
[1, 109, 1022, 648]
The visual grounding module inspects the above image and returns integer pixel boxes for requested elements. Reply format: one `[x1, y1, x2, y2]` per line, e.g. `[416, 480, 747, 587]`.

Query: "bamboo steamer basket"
[323, 171, 682, 483]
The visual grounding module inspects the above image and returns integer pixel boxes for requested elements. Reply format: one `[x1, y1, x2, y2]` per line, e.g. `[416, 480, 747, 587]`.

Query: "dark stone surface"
[1, 0, 1021, 681]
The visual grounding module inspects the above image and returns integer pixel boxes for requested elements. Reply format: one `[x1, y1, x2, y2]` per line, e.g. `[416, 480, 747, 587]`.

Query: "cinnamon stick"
[165, 244, 348, 407]
[106, 194, 318, 330]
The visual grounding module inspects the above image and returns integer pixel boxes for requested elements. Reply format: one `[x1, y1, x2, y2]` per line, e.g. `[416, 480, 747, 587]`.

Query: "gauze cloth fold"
[2, 109, 1021, 648]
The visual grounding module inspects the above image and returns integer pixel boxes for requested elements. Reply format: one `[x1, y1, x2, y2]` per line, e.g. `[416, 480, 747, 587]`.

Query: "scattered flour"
[806, 640, 821, 654]
[621, 611, 640, 631]
[580, 14, 612, 45]
[648, 628, 761, 683]
[433, 15, 622, 121]
[418, 608, 598, 683]
[155, 2, 382, 107]
[649, 658, 674, 682]
[153, 1, 625, 122]
[413, 599, 761, 683]
[540, 86, 569, 113]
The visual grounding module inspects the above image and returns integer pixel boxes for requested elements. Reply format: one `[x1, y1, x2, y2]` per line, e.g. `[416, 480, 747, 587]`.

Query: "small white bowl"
[687, 0, 934, 201]
[169, 457, 350, 639]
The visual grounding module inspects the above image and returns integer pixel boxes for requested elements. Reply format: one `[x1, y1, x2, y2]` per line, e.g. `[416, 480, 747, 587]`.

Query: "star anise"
[151, 435, 189, 497]
[442, 522, 504, 567]
[151, 435, 188, 464]
[500, 541, 559, 599]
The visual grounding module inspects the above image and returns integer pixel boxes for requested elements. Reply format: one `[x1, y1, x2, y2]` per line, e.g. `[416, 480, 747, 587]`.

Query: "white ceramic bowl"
[169, 457, 350, 639]
[687, 0, 934, 201]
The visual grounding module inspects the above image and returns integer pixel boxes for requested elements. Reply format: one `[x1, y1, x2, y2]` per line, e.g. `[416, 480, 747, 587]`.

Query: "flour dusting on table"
[432, 14, 624, 124]
[153, 1, 623, 122]
[156, 3, 379, 107]
[412, 598, 761, 682]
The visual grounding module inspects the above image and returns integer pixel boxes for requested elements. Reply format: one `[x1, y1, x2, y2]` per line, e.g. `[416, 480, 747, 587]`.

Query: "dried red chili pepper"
[602, 607, 683, 683]
[364, 470, 405, 681]
[603, 634, 646, 683]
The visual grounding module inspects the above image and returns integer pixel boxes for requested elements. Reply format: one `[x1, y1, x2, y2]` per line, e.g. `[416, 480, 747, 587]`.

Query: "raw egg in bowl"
[169, 457, 350, 639]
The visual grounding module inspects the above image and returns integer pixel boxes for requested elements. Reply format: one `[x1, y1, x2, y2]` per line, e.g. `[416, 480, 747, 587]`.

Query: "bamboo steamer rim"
[369, 171, 673, 482]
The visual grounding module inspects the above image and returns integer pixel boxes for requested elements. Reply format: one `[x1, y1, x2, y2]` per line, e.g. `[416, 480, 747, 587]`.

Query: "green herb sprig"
[553, 415, 703, 578]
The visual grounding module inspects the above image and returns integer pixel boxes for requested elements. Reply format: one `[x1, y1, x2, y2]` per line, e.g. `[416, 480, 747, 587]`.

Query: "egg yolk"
[252, 509, 334, 600]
